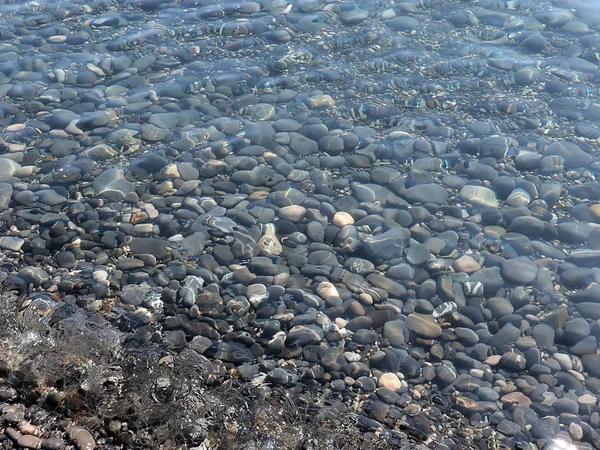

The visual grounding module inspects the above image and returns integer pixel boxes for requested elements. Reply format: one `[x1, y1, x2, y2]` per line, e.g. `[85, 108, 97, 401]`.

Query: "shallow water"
[1, 0, 600, 449]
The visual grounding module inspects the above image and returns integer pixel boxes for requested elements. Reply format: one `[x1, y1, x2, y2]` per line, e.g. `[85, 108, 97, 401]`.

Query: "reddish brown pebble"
[42, 437, 66, 450]
[4, 427, 21, 440]
[17, 434, 43, 449]
[67, 427, 96, 450]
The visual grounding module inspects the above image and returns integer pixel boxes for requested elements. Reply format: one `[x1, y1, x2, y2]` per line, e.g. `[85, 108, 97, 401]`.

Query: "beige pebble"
[590, 204, 600, 222]
[5, 124, 26, 132]
[335, 317, 348, 328]
[359, 293, 373, 305]
[332, 212, 354, 227]
[378, 373, 401, 391]
[501, 391, 532, 407]
[164, 164, 180, 178]
[279, 205, 306, 223]
[48, 35, 67, 43]
[569, 423, 583, 441]
[65, 118, 83, 135]
[484, 355, 502, 366]
[86, 63, 105, 77]
[579, 393, 597, 406]
[316, 281, 339, 300]
[306, 94, 335, 109]
[144, 203, 159, 219]
[568, 369, 585, 381]
[453, 255, 481, 273]
[49, 129, 70, 138]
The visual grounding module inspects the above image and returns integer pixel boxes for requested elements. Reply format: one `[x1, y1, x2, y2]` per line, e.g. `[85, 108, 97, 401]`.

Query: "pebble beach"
[1, 0, 600, 449]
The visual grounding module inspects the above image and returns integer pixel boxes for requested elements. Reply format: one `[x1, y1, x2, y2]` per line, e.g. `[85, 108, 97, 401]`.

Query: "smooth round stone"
[501, 257, 538, 284]
[583, 355, 600, 377]
[319, 135, 345, 155]
[333, 212, 354, 227]
[486, 297, 514, 319]
[316, 281, 339, 300]
[340, 9, 368, 25]
[344, 257, 375, 275]
[56, 251, 77, 269]
[546, 141, 592, 169]
[518, 33, 547, 53]
[378, 373, 401, 391]
[405, 243, 431, 265]
[18, 267, 50, 287]
[93, 168, 135, 200]
[460, 185, 498, 208]
[400, 358, 421, 379]
[557, 222, 592, 244]
[306, 94, 335, 109]
[141, 123, 168, 141]
[362, 227, 410, 261]
[180, 232, 206, 256]
[0, 158, 21, 181]
[488, 323, 521, 348]
[570, 336, 597, 355]
[576, 302, 600, 320]
[514, 67, 540, 86]
[0, 183, 12, 210]
[553, 398, 578, 415]
[355, 376, 376, 393]
[505, 189, 531, 206]
[565, 318, 590, 342]
[477, 387, 499, 402]
[531, 417, 558, 440]
[353, 329, 379, 344]
[470, 267, 504, 296]
[453, 255, 481, 273]
[402, 184, 448, 205]
[500, 352, 526, 371]
[352, 183, 384, 203]
[320, 346, 346, 371]
[541, 155, 564, 174]
[0, 236, 24, 252]
[436, 365, 457, 385]
[406, 314, 442, 338]
[346, 316, 373, 332]
[515, 151, 541, 169]
[248, 103, 275, 121]
[589, 204, 600, 222]
[285, 325, 324, 347]
[532, 324, 555, 349]
[34, 189, 66, 206]
[455, 327, 479, 345]
[508, 216, 544, 236]
[129, 237, 170, 260]
[386, 16, 419, 31]
[289, 132, 318, 156]
[366, 273, 405, 298]
[383, 320, 406, 346]
[279, 205, 306, 223]
[67, 427, 96, 450]
[387, 263, 415, 280]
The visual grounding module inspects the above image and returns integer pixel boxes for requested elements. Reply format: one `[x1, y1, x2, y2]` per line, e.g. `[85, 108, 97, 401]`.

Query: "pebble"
[0, 0, 599, 448]
[501, 257, 538, 284]
[406, 314, 442, 339]
[459, 185, 499, 208]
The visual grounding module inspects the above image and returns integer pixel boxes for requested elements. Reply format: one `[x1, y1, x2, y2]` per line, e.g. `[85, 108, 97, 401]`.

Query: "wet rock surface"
[0, 0, 599, 449]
